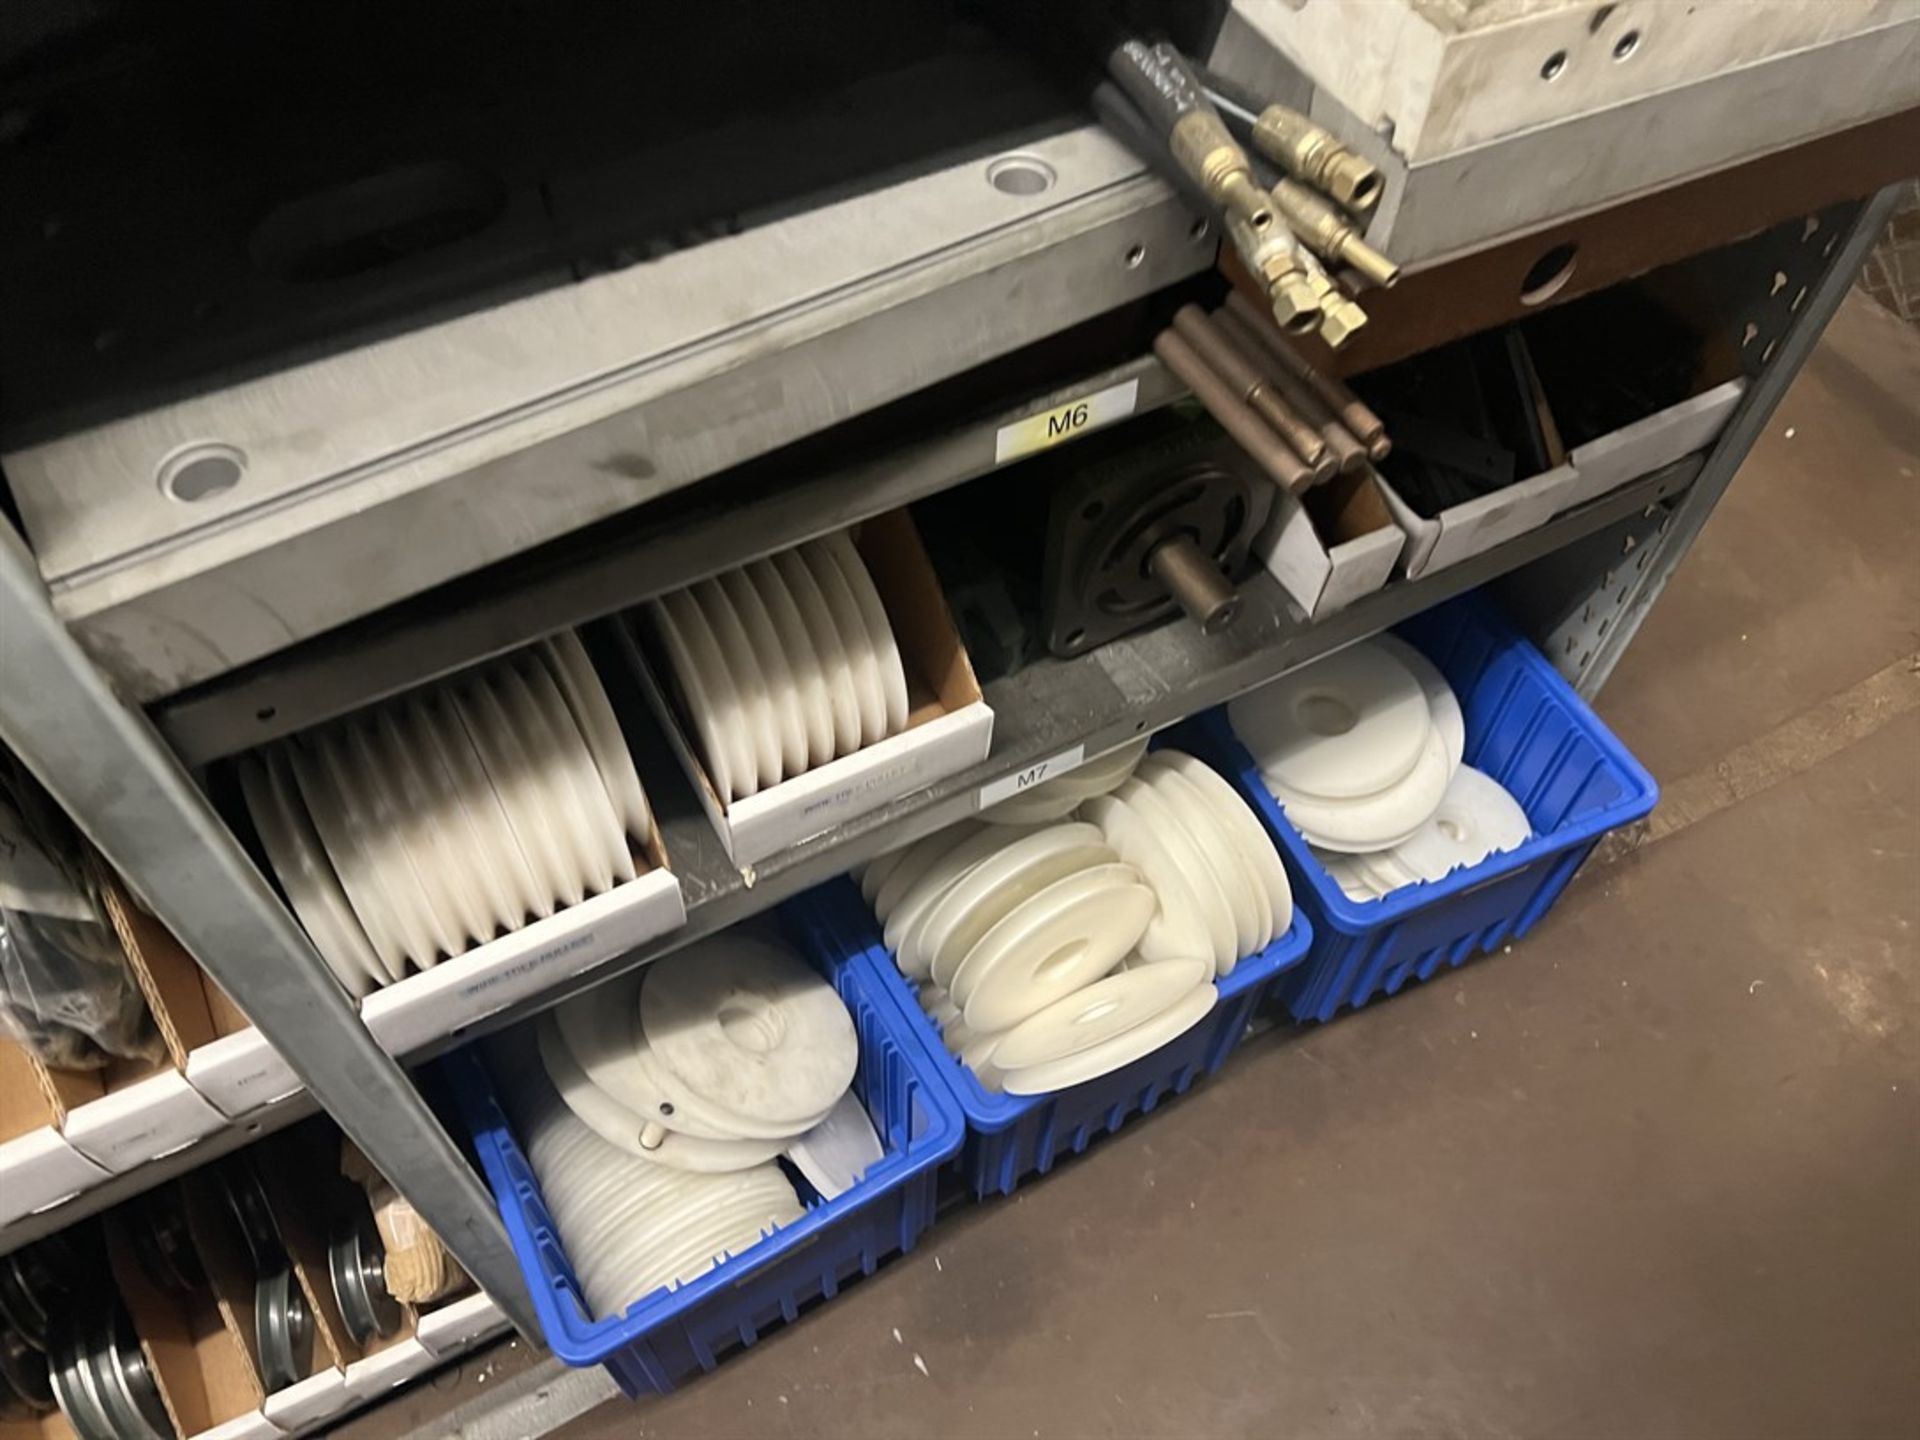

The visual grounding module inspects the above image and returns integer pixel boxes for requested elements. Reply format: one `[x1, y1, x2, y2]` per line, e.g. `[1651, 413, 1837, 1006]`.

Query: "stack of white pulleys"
[644, 532, 909, 803]
[240, 630, 652, 996]
[497, 1028, 805, 1321]
[1228, 634, 1530, 902]
[526, 932, 883, 1313]
[860, 742, 1291, 1094]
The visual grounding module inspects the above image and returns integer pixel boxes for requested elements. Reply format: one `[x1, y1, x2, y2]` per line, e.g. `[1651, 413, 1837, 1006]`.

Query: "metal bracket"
[1503, 184, 1902, 695]
[0, 518, 536, 1337]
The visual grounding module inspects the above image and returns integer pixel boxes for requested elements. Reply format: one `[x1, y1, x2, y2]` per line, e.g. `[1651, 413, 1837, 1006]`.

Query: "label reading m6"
[994, 379, 1139, 463]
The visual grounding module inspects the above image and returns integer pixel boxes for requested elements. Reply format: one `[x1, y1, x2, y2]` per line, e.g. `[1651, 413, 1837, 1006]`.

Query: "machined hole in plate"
[1520, 242, 1578, 305]
[986, 154, 1056, 197]
[158, 443, 246, 502]
[1189, 216, 1211, 242]
[1540, 50, 1568, 81]
[1124, 243, 1148, 269]
[1612, 29, 1640, 59]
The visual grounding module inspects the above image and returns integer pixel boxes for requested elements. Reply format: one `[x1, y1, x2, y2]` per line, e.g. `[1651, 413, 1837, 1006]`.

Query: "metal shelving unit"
[0, 60, 1900, 1428]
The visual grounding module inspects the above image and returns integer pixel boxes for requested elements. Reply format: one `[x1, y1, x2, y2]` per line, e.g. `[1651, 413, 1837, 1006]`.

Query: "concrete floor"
[353, 291, 1919, 1440]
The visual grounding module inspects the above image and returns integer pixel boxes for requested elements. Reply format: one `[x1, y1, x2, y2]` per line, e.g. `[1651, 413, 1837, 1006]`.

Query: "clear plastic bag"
[0, 760, 160, 1069]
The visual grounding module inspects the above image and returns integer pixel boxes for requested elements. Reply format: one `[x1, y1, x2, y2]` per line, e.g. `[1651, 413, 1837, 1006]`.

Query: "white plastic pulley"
[1229, 642, 1431, 800]
[1145, 749, 1294, 944]
[991, 957, 1211, 1072]
[1384, 765, 1531, 883]
[917, 824, 1115, 990]
[1080, 792, 1215, 968]
[536, 1014, 788, 1172]
[1373, 633, 1465, 777]
[1000, 983, 1217, 1096]
[639, 934, 857, 1130]
[1266, 722, 1450, 852]
[951, 864, 1154, 1031]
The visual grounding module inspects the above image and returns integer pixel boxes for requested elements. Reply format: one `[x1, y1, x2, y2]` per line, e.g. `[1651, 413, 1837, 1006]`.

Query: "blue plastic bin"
[808, 866, 1312, 1199]
[447, 899, 965, 1395]
[1194, 592, 1658, 1023]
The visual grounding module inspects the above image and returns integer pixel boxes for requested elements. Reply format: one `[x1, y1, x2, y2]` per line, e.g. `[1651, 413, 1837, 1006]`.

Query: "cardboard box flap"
[854, 512, 982, 715]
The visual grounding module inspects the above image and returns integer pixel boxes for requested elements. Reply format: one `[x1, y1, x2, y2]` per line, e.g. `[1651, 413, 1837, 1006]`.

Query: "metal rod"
[0, 518, 537, 1334]
[1225, 290, 1391, 454]
[1151, 330, 1314, 492]
[1148, 534, 1242, 634]
[1171, 306, 1335, 482]
[1212, 305, 1372, 474]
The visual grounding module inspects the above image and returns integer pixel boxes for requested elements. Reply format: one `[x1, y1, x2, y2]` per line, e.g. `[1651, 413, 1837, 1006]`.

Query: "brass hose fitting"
[1250, 106, 1383, 215]
[1300, 265, 1368, 349]
[1170, 109, 1276, 235]
[1270, 178, 1400, 289]
[1225, 213, 1320, 336]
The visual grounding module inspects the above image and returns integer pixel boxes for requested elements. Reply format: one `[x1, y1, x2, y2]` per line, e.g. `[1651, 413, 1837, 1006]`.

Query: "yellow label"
[994, 378, 1139, 463]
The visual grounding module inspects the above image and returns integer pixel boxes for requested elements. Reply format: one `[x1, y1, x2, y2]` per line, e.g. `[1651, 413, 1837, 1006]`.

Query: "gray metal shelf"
[7, 124, 1206, 708]
[404, 452, 1702, 1060]
[0, 1095, 315, 1253]
[154, 356, 1189, 767]
[0, 448, 1696, 1258]
[0, 170, 1896, 1423]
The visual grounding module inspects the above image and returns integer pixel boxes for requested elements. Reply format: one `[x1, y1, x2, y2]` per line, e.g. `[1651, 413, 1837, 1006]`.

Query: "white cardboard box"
[60, 1068, 228, 1173]
[186, 1027, 304, 1117]
[629, 511, 995, 868]
[1253, 469, 1405, 618]
[414, 1291, 511, 1356]
[342, 1336, 438, 1401]
[1376, 462, 1578, 579]
[189, 1412, 290, 1440]
[1553, 378, 1746, 516]
[361, 861, 684, 1056]
[0, 1124, 108, 1226]
[260, 1369, 350, 1430]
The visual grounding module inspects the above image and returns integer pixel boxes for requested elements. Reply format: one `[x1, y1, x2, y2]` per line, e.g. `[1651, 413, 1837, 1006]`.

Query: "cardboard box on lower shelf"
[0, 879, 273, 1229]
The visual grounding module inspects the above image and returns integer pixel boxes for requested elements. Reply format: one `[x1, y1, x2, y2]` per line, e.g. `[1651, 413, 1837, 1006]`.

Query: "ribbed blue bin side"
[447, 900, 965, 1395]
[806, 874, 1311, 1199]
[1193, 592, 1658, 1023]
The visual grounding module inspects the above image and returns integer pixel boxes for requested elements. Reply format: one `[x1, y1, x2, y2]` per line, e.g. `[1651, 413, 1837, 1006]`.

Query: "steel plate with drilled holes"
[7, 125, 1209, 702]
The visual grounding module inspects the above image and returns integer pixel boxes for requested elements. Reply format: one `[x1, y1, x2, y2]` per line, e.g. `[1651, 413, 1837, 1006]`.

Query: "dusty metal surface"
[7, 126, 1209, 702]
[1209, 2, 1920, 267]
